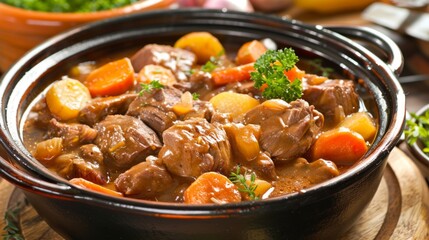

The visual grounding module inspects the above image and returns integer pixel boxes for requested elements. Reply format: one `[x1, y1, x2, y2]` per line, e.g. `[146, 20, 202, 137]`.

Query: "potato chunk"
[174, 32, 224, 64]
[210, 92, 259, 121]
[46, 77, 91, 120]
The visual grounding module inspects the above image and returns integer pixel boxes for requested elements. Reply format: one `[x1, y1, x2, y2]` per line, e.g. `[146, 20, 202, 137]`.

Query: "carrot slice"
[284, 66, 305, 82]
[211, 63, 255, 86]
[184, 172, 241, 204]
[310, 127, 368, 166]
[138, 64, 177, 86]
[70, 178, 123, 197]
[85, 58, 135, 97]
[236, 40, 267, 65]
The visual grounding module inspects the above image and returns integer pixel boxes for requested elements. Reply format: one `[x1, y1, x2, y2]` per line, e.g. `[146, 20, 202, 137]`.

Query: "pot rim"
[0, 8, 406, 215]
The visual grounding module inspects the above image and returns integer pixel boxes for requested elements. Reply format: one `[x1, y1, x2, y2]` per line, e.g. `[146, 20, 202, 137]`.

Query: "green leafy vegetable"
[0, 0, 139, 13]
[404, 110, 429, 153]
[250, 48, 303, 102]
[229, 166, 258, 200]
[139, 80, 164, 95]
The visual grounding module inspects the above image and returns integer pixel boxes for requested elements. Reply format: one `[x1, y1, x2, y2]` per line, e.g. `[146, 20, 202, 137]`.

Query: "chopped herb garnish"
[201, 50, 225, 73]
[187, 69, 195, 75]
[404, 110, 429, 153]
[201, 60, 217, 73]
[192, 92, 200, 100]
[306, 59, 333, 77]
[139, 80, 164, 95]
[229, 166, 259, 200]
[250, 48, 303, 102]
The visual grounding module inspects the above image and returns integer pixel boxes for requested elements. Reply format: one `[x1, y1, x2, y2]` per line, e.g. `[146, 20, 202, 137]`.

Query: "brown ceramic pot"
[0, 9, 406, 240]
[0, 0, 175, 72]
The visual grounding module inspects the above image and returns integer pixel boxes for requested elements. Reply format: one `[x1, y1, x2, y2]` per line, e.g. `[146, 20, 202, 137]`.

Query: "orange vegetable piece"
[236, 40, 267, 65]
[45, 77, 91, 121]
[138, 64, 177, 86]
[85, 58, 135, 97]
[211, 63, 255, 86]
[184, 172, 242, 204]
[254, 66, 303, 92]
[310, 127, 368, 166]
[70, 178, 123, 197]
[284, 66, 305, 82]
[174, 32, 225, 64]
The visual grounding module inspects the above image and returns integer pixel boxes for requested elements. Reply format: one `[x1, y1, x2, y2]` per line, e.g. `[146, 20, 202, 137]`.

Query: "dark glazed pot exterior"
[0, 9, 405, 240]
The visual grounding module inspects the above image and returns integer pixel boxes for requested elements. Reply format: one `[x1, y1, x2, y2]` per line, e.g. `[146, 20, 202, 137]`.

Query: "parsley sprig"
[2, 203, 24, 240]
[229, 166, 259, 200]
[250, 48, 303, 102]
[404, 110, 429, 153]
[139, 80, 164, 95]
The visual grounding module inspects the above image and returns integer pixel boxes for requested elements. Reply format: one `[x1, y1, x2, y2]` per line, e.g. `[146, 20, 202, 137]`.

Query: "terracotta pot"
[0, 0, 175, 72]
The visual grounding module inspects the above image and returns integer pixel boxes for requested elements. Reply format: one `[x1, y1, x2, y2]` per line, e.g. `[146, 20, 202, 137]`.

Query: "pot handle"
[326, 26, 404, 76]
[0, 154, 78, 197]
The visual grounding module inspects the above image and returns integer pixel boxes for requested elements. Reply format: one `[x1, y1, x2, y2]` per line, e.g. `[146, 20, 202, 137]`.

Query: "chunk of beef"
[302, 75, 359, 127]
[252, 152, 277, 180]
[245, 99, 324, 161]
[79, 144, 104, 164]
[78, 93, 137, 126]
[115, 157, 173, 198]
[232, 81, 262, 98]
[47, 119, 97, 149]
[127, 87, 182, 136]
[193, 77, 261, 102]
[210, 112, 233, 124]
[131, 44, 196, 81]
[271, 158, 339, 197]
[24, 98, 53, 131]
[73, 157, 106, 185]
[135, 106, 177, 137]
[94, 115, 162, 170]
[183, 100, 214, 121]
[239, 152, 277, 181]
[188, 70, 214, 97]
[54, 153, 106, 185]
[159, 118, 232, 178]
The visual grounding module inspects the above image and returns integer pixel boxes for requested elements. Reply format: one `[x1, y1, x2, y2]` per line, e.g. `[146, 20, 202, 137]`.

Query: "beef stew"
[22, 32, 377, 204]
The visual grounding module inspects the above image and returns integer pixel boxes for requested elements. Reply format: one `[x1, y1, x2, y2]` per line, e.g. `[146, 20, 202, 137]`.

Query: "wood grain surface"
[0, 148, 427, 239]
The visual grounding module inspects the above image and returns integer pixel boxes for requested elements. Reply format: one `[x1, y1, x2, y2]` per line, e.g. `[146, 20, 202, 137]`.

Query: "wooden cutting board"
[0, 147, 428, 239]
